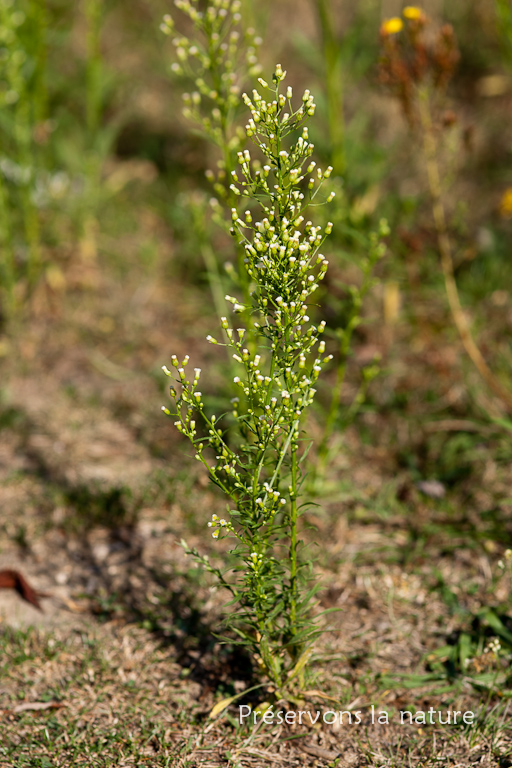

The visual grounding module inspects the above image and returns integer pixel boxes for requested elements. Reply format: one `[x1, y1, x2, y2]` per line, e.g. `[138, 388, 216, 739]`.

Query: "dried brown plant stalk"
[379, 9, 512, 414]
[418, 91, 512, 414]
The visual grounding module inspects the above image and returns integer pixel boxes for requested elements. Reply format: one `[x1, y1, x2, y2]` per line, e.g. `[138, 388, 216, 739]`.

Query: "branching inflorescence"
[161, 0, 262, 198]
[161, 0, 264, 324]
[162, 66, 334, 688]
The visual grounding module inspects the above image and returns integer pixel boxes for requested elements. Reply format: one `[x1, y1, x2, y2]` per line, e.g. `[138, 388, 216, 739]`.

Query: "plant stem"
[206, 26, 251, 310]
[85, 0, 102, 142]
[289, 423, 299, 655]
[0, 174, 16, 318]
[31, 0, 48, 125]
[418, 89, 512, 414]
[314, 0, 345, 176]
[16, 98, 40, 290]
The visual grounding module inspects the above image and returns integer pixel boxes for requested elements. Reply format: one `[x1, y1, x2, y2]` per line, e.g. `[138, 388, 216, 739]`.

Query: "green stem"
[314, 0, 345, 176]
[0, 174, 16, 318]
[85, 0, 102, 142]
[206, 29, 252, 312]
[16, 98, 40, 290]
[289, 432, 299, 653]
[31, 0, 48, 124]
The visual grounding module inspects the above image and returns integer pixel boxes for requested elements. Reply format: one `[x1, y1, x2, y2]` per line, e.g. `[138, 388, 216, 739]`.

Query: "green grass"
[0, 625, 510, 767]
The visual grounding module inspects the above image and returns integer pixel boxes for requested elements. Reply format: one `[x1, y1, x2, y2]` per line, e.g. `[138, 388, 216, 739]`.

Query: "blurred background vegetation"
[3, 8, 511, 406]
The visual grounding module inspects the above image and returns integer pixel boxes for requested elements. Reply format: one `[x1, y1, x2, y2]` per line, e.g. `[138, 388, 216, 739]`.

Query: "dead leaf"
[416, 480, 446, 499]
[300, 689, 340, 704]
[13, 701, 65, 714]
[299, 743, 341, 760]
[0, 570, 50, 611]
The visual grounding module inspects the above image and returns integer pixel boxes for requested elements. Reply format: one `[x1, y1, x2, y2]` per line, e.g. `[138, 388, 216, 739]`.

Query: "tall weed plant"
[161, 0, 262, 322]
[164, 0, 388, 488]
[163, 67, 336, 691]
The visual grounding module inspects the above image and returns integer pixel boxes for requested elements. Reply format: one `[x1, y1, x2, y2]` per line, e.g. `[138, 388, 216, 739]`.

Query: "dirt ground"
[1, 227, 512, 766]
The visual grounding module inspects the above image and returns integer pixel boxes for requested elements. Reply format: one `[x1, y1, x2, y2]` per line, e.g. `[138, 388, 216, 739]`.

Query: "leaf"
[465, 671, 508, 690]
[427, 644, 455, 660]
[490, 417, 512, 435]
[378, 672, 447, 689]
[286, 647, 313, 684]
[13, 701, 65, 714]
[209, 695, 242, 720]
[300, 689, 340, 704]
[259, 635, 282, 685]
[478, 608, 512, 646]
[254, 700, 273, 716]
[0, 570, 48, 611]
[208, 683, 265, 720]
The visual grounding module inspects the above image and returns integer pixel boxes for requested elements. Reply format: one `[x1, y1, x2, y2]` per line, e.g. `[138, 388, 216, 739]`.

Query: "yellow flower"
[403, 6, 423, 20]
[500, 188, 512, 218]
[381, 17, 403, 35]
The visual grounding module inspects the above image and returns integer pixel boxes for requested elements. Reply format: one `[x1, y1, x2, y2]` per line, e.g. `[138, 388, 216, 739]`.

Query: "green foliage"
[163, 69, 335, 689]
[495, 0, 512, 64]
[0, 0, 116, 324]
[0, 0, 45, 316]
[427, 561, 512, 694]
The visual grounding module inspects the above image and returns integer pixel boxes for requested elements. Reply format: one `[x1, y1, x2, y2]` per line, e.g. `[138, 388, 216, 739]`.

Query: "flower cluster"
[207, 514, 234, 539]
[162, 68, 334, 685]
[161, 0, 262, 196]
[381, 6, 426, 37]
[165, 70, 334, 531]
[379, 6, 460, 125]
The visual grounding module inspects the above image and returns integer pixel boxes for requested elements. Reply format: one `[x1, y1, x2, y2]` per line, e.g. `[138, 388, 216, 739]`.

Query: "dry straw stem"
[314, 0, 345, 176]
[418, 89, 512, 415]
